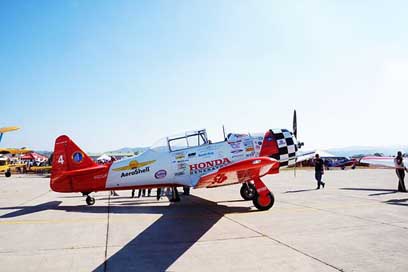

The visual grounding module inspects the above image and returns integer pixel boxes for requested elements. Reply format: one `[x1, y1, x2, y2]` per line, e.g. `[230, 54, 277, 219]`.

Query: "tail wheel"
[5, 170, 11, 178]
[240, 183, 256, 200]
[253, 192, 275, 211]
[86, 196, 95, 205]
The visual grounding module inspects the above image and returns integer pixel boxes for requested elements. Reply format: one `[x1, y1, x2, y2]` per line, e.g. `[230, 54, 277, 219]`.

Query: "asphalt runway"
[0, 169, 407, 272]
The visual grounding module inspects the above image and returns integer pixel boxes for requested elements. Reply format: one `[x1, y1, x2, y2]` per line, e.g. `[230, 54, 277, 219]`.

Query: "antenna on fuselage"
[222, 125, 226, 141]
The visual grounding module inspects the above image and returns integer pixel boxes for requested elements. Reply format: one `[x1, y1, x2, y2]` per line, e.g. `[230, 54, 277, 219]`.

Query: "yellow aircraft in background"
[0, 126, 31, 177]
[0, 126, 31, 155]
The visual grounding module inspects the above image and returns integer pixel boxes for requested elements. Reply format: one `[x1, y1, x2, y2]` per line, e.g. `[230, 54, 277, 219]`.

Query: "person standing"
[394, 151, 407, 192]
[314, 154, 325, 189]
[170, 186, 180, 202]
[156, 188, 162, 200]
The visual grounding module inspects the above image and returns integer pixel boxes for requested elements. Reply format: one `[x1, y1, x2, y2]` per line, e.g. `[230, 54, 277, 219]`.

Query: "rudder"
[51, 135, 98, 192]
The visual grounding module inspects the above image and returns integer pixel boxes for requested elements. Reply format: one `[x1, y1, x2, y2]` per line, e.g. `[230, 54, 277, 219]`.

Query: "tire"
[86, 196, 95, 205]
[5, 170, 11, 178]
[240, 183, 256, 200]
[253, 192, 275, 211]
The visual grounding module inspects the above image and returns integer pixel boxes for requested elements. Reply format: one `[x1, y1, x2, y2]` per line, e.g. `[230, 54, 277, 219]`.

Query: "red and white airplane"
[51, 112, 304, 211]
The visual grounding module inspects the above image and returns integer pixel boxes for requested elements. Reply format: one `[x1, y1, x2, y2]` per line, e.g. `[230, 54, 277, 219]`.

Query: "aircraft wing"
[360, 156, 405, 168]
[194, 157, 279, 189]
[295, 151, 316, 163]
[0, 148, 31, 155]
[0, 126, 20, 133]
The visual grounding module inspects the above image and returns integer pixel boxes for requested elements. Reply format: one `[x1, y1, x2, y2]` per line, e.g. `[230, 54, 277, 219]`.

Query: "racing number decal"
[58, 155, 64, 165]
[213, 174, 227, 184]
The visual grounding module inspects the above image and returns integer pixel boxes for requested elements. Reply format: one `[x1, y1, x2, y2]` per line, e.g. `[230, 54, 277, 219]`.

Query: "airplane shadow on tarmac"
[0, 195, 253, 271]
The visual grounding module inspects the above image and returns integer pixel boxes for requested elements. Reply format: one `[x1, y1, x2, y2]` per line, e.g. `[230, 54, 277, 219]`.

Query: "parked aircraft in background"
[50, 111, 306, 211]
[324, 157, 357, 170]
[360, 156, 407, 168]
[0, 126, 31, 155]
[0, 157, 25, 177]
[0, 126, 31, 177]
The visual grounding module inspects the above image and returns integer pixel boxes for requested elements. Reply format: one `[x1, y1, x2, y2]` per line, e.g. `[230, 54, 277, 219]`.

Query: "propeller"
[292, 110, 304, 177]
[293, 110, 297, 139]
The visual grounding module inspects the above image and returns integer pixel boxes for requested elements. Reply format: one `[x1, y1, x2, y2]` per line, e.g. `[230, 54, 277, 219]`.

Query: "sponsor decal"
[267, 136, 273, 142]
[257, 141, 262, 145]
[155, 170, 167, 179]
[198, 151, 214, 157]
[190, 158, 231, 174]
[231, 149, 243, 154]
[246, 147, 254, 152]
[120, 167, 150, 178]
[243, 141, 252, 147]
[176, 159, 188, 163]
[72, 151, 84, 163]
[177, 163, 188, 170]
[175, 171, 185, 176]
[232, 154, 245, 159]
[175, 153, 185, 160]
[112, 160, 156, 171]
[93, 174, 107, 180]
[230, 143, 241, 149]
[188, 152, 196, 157]
[246, 152, 255, 157]
[277, 139, 286, 146]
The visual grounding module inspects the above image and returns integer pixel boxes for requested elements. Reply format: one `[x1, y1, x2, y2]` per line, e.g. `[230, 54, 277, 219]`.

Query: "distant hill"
[327, 145, 408, 157]
[111, 147, 149, 154]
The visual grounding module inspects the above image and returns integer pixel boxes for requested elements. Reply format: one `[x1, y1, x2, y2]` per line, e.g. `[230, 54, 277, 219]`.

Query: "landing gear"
[86, 195, 95, 205]
[240, 182, 256, 200]
[5, 169, 11, 177]
[251, 177, 275, 211]
[253, 192, 275, 211]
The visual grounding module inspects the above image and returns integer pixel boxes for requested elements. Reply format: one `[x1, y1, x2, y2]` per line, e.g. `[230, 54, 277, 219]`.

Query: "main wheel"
[253, 192, 275, 211]
[240, 183, 256, 200]
[86, 196, 95, 205]
[5, 170, 11, 178]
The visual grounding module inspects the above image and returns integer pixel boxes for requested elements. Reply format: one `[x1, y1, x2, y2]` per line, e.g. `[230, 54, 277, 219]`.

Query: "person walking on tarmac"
[314, 154, 325, 189]
[394, 151, 407, 192]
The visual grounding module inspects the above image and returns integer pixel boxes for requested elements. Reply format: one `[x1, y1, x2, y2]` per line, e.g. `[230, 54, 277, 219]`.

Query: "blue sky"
[1, 0, 407, 152]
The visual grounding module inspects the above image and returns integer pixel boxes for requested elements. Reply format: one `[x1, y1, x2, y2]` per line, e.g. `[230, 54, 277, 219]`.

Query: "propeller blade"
[293, 110, 297, 139]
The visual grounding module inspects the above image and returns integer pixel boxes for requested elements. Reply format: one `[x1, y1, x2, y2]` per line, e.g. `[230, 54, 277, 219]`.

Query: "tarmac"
[0, 169, 407, 272]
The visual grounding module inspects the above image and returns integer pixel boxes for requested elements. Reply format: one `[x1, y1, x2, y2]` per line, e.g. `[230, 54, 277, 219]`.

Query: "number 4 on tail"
[58, 155, 64, 165]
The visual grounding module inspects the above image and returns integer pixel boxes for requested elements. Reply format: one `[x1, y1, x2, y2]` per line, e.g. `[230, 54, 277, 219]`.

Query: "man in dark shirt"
[314, 154, 325, 189]
[394, 151, 407, 192]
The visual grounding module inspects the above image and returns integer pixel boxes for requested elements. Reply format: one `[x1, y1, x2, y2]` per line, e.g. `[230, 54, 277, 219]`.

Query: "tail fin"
[51, 135, 99, 192]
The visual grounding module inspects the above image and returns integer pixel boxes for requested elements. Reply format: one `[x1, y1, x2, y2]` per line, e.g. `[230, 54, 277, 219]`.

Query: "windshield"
[148, 137, 169, 153]
[146, 129, 209, 153]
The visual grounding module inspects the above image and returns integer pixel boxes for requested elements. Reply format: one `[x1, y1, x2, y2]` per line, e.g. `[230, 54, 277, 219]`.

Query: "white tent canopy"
[96, 154, 112, 162]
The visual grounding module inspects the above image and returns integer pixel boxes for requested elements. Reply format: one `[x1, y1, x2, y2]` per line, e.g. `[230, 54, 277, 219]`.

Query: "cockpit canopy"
[167, 129, 209, 152]
[149, 129, 209, 153]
